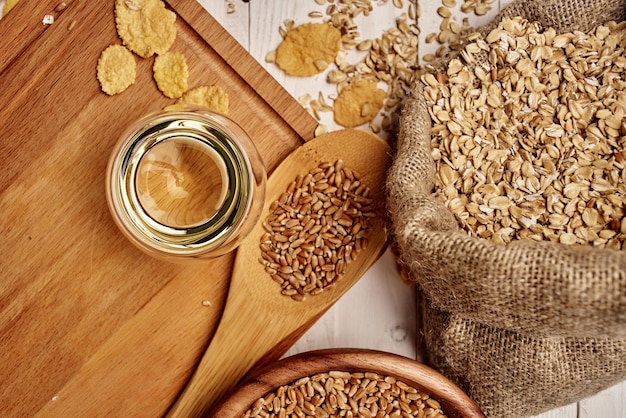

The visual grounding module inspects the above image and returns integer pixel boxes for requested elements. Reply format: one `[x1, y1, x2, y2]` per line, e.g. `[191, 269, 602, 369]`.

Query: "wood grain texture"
[166, 129, 392, 418]
[0, 1, 316, 417]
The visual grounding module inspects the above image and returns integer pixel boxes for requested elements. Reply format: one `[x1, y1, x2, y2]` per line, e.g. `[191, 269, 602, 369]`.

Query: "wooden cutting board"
[0, 1, 317, 416]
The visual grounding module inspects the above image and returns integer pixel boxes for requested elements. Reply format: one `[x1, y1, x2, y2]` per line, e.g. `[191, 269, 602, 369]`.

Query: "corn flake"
[177, 85, 229, 114]
[275, 23, 341, 77]
[333, 78, 386, 128]
[115, 0, 176, 58]
[153, 51, 188, 99]
[97, 45, 136, 96]
[2, 0, 20, 16]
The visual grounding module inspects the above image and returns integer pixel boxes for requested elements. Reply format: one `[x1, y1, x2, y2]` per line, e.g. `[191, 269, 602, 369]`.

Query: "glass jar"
[106, 106, 266, 262]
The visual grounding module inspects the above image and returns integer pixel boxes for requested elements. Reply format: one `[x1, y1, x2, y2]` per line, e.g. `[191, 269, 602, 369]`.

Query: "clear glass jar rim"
[106, 108, 266, 260]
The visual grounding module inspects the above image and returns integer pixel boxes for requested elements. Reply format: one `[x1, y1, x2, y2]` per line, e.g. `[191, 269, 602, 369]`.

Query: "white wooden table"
[1, 0, 623, 417]
[196, 1, 626, 418]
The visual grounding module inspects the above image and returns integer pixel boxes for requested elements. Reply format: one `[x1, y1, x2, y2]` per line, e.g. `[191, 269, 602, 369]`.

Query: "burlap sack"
[421, 300, 626, 417]
[387, 0, 626, 416]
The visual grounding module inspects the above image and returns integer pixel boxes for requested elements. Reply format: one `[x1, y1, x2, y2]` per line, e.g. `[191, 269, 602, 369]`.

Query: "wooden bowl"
[210, 348, 485, 418]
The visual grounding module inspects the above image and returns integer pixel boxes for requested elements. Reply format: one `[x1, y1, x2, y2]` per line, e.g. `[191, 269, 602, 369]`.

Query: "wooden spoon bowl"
[211, 348, 486, 418]
[167, 129, 392, 417]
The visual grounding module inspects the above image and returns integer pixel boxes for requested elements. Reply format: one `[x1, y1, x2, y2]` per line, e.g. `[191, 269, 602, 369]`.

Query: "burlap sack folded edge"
[387, 0, 626, 339]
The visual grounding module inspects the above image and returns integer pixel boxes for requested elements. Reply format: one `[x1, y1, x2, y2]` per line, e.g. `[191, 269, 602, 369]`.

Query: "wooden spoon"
[166, 129, 392, 418]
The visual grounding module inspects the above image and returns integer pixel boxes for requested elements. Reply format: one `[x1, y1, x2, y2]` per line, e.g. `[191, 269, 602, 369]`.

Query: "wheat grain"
[259, 161, 375, 301]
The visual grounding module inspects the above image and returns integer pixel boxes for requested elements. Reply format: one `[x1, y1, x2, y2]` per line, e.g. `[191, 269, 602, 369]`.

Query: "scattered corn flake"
[2, 0, 20, 16]
[115, 0, 176, 58]
[333, 78, 386, 128]
[153, 51, 188, 99]
[97, 45, 137, 95]
[177, 85, 229, 114]
[275, 23, 341, 76]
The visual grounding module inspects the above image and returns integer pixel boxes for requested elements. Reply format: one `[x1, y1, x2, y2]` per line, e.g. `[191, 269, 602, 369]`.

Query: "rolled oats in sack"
[387, 0, 626, 416]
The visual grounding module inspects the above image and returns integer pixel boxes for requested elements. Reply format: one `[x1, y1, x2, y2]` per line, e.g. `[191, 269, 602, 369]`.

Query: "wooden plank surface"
[0, 1, 317, 417]
[198, 2, 626, 418]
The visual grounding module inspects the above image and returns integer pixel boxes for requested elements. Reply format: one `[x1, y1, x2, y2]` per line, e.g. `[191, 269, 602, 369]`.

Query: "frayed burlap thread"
[387, 0, 626, 416]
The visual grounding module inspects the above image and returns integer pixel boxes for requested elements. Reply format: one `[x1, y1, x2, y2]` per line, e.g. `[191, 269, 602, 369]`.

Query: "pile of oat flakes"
[264, 0, 494, 137]
[263, 0, 624, 250]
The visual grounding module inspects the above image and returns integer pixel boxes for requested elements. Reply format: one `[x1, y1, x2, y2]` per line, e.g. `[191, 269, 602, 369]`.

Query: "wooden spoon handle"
[166, 301, 275, 418]
[166, 130, 392, 418]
